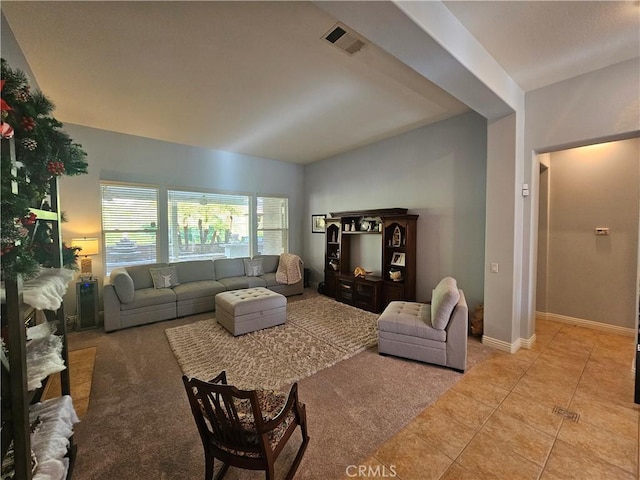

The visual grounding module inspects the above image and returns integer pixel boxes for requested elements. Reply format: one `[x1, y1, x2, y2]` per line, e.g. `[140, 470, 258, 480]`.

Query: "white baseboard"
[482, 316, 637, 364]
[543, 312, 635, 337]
[520, 333, 536, 349]
[481, 335, 521, 353]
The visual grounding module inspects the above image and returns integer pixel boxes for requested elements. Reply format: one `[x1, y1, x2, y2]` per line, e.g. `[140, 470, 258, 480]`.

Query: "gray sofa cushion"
[258, 272, 278, 287]
[218, 276, 267, 290]
[377, 301, 446, 342]
[171, 260, 215, 283]
[254, 254, 279, 274]
[120, 287, 177, 311]
[127, 263, 168, 290]
[431, 277, 460, 330]
[214, 257, 248, 280]
[110, 268, 135, 304]
[172, 280, 226, 301]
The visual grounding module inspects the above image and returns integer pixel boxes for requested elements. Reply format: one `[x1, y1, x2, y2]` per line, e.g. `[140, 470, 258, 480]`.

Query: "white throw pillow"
[430, 277, 460, 330]
[243, 258, 264, 277]
[149, 266, 180, 289]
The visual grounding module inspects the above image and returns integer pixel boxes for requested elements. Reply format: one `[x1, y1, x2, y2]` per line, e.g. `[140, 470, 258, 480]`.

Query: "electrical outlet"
[490, 262, 499, 273]
[595, 227, 609, 236]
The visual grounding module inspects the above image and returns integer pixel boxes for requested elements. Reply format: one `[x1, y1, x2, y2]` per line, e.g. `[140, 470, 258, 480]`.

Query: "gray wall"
[523, 58, 640, 337]
[304, 111, 487, 311]
[543, 138, 639, 328]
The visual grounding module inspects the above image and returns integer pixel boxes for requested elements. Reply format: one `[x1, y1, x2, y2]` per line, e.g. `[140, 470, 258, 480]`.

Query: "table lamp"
[71, 237, 100, 279]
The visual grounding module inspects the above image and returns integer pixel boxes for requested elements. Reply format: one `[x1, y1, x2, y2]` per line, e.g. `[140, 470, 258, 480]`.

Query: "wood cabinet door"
[383, 281, 406, 305]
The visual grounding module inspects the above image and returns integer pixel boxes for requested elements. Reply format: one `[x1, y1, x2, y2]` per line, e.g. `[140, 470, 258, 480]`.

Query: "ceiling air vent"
[322, 23, 367, 55]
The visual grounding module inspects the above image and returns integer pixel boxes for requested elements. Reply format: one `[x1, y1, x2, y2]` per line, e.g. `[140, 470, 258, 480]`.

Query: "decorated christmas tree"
[1, 58, 89, 279]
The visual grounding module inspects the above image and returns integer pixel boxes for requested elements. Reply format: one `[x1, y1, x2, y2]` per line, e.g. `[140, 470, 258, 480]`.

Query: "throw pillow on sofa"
[243, 258, 264, 277]
[149, 266, 180, 289]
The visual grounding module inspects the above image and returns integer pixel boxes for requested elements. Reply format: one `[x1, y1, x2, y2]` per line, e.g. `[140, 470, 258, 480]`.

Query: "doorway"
[535, 138, 640, 403]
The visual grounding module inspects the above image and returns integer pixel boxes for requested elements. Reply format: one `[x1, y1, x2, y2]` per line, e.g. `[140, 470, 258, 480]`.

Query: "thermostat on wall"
[594, 227, 609, 235]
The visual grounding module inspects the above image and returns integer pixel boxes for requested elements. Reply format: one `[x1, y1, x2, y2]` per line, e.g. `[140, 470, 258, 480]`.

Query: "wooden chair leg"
[284, 427, 310, 480]
[212, 462, 230, 480]
[205, 455, 214, 480]
[266, 464, 275, 480]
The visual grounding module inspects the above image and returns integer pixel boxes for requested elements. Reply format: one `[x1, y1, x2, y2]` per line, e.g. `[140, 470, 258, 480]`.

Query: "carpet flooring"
[66, 290, 494, 479]
[165, 295, 379, 390]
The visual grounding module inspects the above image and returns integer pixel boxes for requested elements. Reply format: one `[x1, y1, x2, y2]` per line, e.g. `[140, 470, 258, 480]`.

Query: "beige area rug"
[165, 295, 379, 390]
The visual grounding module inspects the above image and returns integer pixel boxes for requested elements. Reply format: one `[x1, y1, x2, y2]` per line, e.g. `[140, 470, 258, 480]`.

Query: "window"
[101, 184, 158, 275]
[168, 190, 250, 262]
[257, 196, 288, 255]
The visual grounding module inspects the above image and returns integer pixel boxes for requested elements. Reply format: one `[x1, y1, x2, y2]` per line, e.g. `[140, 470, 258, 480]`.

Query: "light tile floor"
[351, 319, 639, 480]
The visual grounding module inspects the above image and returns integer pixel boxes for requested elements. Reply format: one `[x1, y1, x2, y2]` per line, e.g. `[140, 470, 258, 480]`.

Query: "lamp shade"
[71, 238, 100, 256]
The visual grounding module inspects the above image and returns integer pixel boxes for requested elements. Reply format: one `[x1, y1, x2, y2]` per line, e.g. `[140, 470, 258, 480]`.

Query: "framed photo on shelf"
[312, 214, 326, 233]
[390, 252, 406, 266]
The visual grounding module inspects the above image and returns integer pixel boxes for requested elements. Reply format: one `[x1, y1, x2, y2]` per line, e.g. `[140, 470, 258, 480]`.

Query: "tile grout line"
[519, 327, 563, 480]
[537, 326, 602, 479]
[438, 346, 541, 479]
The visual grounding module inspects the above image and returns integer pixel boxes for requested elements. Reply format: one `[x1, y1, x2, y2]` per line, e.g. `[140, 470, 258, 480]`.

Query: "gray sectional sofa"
[103, 255, 303, 332]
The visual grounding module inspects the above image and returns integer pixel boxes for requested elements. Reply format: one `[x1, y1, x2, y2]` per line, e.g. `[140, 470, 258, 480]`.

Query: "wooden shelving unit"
[381, 214, 418, 305]
[323, 208, 418, 312]
[1, 139, 76, 479]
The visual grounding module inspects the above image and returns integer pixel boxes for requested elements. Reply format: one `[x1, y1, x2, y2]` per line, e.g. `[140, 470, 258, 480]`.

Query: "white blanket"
[1, 268, 74, 310]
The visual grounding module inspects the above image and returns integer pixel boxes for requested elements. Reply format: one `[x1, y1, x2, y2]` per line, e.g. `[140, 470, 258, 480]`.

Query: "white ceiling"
[2, 1, 638, 164]
[443, 1, 640, 92]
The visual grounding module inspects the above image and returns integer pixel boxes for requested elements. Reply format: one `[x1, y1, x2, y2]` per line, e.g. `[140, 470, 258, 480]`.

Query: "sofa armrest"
[110, 267, 135, 304]
[445, 289, 468, 372]
[103, 284, 122, 332]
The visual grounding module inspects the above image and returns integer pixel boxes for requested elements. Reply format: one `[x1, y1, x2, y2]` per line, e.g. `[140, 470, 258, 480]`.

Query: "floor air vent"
[552, 405, 580, 423]
[322, 23, 367, 55]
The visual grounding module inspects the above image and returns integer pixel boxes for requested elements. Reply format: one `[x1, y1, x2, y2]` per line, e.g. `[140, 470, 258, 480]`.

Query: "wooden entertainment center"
[323, 208, 418, 313]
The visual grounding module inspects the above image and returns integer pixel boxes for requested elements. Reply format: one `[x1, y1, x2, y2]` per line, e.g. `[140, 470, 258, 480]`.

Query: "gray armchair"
[377, 277, 468, 372]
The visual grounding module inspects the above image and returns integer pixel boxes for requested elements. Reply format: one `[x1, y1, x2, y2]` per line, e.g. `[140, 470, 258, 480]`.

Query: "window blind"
[101, 184, 158, 274]
[257, 196, 288, 255]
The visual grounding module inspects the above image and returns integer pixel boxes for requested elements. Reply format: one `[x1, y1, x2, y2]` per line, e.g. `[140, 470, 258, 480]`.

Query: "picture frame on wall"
[312, 214, 326, 233]
[390, 252, 406, 266]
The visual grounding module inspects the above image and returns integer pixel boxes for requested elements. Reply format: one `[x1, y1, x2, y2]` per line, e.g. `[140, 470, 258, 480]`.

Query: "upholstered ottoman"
[215, 287, 287, 336]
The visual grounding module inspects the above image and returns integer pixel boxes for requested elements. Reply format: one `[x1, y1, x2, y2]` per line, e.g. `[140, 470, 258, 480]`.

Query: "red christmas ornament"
[46, 161, 65, 176]
[0, 80, 13, 112]
[20, 212, 37, 226]
[21, 116, 35, 131]
[0, 121, 14, 139]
